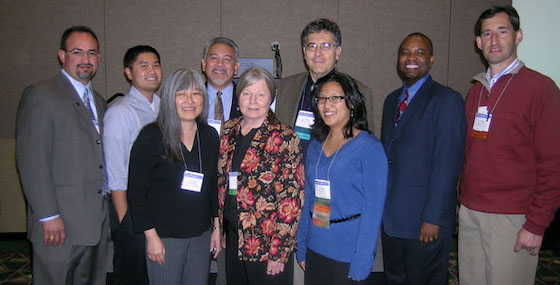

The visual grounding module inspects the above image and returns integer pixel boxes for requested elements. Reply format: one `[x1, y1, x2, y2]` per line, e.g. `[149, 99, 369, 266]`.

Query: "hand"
[210, 228, 222, 259]
[514, 228, 543, 255]
[42, 217, 65, 247]
[145, 229, 166, 265]
[419, 222, 439, 244]
[299, 261, 306, 271]
[266, 260, 285, 275]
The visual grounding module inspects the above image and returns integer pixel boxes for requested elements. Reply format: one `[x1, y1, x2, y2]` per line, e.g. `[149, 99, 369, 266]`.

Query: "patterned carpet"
[1, 235, 559, 284]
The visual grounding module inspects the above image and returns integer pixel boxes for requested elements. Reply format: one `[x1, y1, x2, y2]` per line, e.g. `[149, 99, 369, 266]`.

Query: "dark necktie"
[214, 91, 224, 123]
[395, 90, 409, 123]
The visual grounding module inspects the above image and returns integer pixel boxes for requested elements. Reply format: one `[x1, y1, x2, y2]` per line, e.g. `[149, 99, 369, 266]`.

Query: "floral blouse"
[218, 111, 305, 263]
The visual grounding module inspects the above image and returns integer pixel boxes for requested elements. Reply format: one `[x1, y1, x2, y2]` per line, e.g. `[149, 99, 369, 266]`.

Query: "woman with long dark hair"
[128, 69, 221, 284]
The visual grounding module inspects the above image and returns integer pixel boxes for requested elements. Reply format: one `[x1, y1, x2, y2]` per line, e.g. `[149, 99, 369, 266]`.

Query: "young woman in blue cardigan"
[296, 72, 388, 283]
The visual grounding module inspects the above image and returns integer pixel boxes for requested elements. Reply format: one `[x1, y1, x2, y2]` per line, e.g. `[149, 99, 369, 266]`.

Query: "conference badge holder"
[294, 110, 314, 141]
[228, 172, 238, 195]
[312, 179, 331, 228]
[181, 171, 204, 192]
[472, 106, 491, 139]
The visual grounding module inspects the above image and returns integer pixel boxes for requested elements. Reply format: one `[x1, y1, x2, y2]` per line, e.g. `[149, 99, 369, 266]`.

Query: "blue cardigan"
[296, 131, 387, 280]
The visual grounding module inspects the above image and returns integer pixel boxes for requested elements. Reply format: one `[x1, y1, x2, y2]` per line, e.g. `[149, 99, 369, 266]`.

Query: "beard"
[76, 64, 95, 81]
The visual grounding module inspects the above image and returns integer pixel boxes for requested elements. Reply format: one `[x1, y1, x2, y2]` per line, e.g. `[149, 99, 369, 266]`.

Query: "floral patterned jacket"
[218, 111, 305, 263]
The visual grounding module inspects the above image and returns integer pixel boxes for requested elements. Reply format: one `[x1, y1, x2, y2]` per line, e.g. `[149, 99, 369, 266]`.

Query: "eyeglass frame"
[305, 42, 338, 52]
[64, 48, 99, 57]
[314, 95, 346, 104]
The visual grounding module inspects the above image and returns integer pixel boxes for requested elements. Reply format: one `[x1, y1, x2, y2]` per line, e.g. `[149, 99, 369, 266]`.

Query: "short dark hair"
[475, 5, 520, 36]
[123, 45, 160, 69]
[60, 25, 99, 51]
[402, 33, 433, 55]
[311, 72, 369, 142]
[301, 18, 342, 47]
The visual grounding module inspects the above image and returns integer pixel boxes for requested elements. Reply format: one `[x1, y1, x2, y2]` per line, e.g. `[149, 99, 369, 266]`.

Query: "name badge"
[229, 172, 238, 195]
[312, 179, 331, 228]
[181, 170, 204, 192]
[472, 106, 491, 139]
[294, 110, 314, 141]
[208, 119, 222, 135]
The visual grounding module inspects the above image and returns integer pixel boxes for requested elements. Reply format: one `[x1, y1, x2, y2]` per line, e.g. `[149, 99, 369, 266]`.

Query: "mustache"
[78, 63, 93, 68]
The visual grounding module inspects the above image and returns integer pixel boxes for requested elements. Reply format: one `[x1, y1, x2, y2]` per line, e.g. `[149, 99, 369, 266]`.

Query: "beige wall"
[0, 0, 510, 232]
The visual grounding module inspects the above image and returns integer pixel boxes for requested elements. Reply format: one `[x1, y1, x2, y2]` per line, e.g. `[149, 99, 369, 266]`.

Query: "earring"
[350, 110, 354, 118]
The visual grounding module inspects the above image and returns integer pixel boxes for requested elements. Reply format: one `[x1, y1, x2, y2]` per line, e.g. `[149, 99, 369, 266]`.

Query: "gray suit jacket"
[276, 71, 376, 135]
[16, 72, 107, 246]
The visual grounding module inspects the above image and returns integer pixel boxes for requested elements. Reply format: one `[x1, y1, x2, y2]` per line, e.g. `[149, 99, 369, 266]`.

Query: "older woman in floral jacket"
[217, 66, 305, 285]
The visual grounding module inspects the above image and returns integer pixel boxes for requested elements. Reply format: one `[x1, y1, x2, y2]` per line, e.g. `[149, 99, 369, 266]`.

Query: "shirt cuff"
[39, 214, 60, 222]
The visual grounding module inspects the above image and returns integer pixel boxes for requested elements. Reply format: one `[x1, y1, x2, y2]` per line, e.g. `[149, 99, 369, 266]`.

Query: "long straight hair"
[157, 69, 208, 161]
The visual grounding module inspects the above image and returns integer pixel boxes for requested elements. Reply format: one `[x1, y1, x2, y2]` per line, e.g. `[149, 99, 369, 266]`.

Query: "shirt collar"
[61, 69, 91, 100]
[402, 74, 430, 102]
[485, 59, 520, 89]
[207, 82, 234, 98]
[128, 85, 160, 112]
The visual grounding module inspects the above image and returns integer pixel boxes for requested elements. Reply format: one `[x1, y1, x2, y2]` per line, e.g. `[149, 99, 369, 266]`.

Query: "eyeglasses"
[66, 49, 99, 57]
[305, 42, 337, 52]
[314, 96, 345, 104]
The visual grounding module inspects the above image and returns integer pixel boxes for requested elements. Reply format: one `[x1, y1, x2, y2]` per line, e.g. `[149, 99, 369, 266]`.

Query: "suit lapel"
[56, 73, 100, 135]
[289, 73, 309, 125]
[393, 77, 434, 136]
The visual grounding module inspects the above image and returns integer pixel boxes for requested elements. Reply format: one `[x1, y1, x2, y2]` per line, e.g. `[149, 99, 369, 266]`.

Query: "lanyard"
[179, 126, 203, 173]
[314, 132, 346, 182]
[477, 74, 515, 117]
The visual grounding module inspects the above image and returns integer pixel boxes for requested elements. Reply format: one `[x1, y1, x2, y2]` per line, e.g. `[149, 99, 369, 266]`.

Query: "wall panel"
[222, 0, 337, 79]
[338, 0, 452, 136]
[104, 0, 220, 96]
[449, 0, 512, 97]
[0, 0, 512, 232]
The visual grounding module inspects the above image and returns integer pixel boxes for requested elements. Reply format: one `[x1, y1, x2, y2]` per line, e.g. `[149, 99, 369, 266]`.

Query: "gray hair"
[301, 18, 342, 47]
[202, 37, 239, 63]
[236, 66, 277, 102]
[157, 69, 208, 161]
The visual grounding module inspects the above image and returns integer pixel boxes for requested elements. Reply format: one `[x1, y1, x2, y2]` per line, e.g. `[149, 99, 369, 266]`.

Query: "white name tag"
[181, 170, 204, 192]
[315, 179, 331, 200]
[229, 172, 238, 195]
[473, 106, 492, 132]
[208, 119, 222, 135]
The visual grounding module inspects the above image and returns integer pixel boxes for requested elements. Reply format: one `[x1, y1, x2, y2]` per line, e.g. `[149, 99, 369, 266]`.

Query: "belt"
[310, 211, 361, 224]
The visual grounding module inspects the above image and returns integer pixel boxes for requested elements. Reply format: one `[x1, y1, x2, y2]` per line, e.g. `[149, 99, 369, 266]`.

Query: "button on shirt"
[207, 83, 234, 121]
[103, 86, 160, 191]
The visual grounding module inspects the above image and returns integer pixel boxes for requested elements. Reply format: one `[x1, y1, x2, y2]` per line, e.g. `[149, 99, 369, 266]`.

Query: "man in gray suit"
[276, 18, 375, 144]
[16, 25, 108, 285]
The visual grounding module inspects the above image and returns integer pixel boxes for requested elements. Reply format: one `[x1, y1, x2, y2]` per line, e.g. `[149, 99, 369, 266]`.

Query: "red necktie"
[395, 90, 409, 123]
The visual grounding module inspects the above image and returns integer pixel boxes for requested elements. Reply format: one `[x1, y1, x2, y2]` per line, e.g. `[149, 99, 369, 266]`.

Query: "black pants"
[109, 204, 149, 285]
[382, 231, 450, 285]
[225, 219, 293, 285]
[305, 248, 369, 285]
